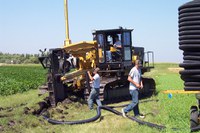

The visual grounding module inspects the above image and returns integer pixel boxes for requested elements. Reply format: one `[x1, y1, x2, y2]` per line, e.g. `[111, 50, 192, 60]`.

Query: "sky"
[0, 0, 191, 63]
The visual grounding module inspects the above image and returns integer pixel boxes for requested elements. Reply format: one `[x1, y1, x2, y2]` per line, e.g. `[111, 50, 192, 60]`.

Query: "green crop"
[0, 65, 46, 96]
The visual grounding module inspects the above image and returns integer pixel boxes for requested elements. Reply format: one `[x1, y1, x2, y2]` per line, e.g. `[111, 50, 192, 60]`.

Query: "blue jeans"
[124, 89, 140, 116]
[88, 88, 102, 110]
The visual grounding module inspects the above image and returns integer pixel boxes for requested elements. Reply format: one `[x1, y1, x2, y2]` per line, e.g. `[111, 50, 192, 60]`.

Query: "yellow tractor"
[38, 0, 155, 106]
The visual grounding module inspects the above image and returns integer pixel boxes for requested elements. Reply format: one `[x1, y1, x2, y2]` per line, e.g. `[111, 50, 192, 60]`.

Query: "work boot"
[135, 114, 145, 119]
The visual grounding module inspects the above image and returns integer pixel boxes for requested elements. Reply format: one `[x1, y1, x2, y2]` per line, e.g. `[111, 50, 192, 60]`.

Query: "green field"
[0, 63, 198, 133]
[0, 64, 46, 96]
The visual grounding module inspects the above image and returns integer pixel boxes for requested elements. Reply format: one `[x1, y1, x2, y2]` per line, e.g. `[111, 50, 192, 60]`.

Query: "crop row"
[0, 65, 46, 96]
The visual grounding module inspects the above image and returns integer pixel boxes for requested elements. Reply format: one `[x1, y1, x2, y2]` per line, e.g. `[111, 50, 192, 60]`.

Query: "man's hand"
[87, 71, 90, 74]
[140, 82, 143, 89]
[60, 76, 66, 81]
[140, 84, 143, 89]
[136, 83, 141, 88]
[87, 71, 93, 81]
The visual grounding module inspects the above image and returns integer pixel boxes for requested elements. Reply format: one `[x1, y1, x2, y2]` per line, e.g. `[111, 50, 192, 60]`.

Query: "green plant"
[0, 65, 46, 96]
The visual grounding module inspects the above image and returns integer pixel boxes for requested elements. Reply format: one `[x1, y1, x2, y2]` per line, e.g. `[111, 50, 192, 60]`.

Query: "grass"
[0, 63, 198, 133]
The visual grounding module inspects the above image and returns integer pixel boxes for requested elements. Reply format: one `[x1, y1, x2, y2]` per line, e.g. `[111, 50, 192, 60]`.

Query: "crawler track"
[84, 77, 155, 103]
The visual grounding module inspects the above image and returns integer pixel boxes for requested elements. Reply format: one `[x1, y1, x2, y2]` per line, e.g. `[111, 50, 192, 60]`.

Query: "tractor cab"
[93, 27, 133, 70]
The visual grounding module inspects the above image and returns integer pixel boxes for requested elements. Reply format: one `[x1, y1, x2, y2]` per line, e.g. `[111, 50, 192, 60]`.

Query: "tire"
[140, 78, 156, 97]
[190, 106, 199, 128]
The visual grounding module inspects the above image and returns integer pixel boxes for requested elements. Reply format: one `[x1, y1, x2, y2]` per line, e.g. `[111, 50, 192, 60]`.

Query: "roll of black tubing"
[179, 12, 200, 19]
[179, 21, 200, 27]
[179, 16, 200, 23]
[184, 56, 200, 60]
[180, 78, 200, 82]
[181, 74, 200, 79]
[179, 26, 200, 32]
[185, 82, 200, 86]
[183, 60, 200, 63]
[179, 4, 200, 11]
[179, 7, 200, 15]
[179, 1, 200, 131]
[181, 75, 200, 79]
[179, 40, 200, 45]
[180, 35, 200, 40]
[180, 70, 200, 75]
[179, 63, 200, 68]
[184, 86, 200, 91]
[179, 15, 200, 21]
[179, 45, 200, 50]
[179, 31, 200, 36]
[184, 52, 200, 56]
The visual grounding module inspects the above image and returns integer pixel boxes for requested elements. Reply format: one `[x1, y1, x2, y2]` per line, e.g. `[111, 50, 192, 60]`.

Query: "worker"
[121, 60, 145, 118]
[112, 35, 122, 61]
[113, 35, 122, 49]
[67, 54, 75, 68]
[87, 67, 102, 110]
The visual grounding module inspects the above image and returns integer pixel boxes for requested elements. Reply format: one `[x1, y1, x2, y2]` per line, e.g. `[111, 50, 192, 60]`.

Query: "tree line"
[0, 52, 40, 64]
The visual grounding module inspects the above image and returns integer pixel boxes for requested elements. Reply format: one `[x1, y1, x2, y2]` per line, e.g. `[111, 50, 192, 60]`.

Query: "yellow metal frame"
[63, 41, 97, 55]
[61, 41, 98, 82]
[64, 0, 71, 46]
[162, 90, 200, 94]
[63, 41, 98, 69]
